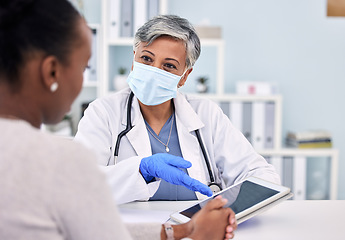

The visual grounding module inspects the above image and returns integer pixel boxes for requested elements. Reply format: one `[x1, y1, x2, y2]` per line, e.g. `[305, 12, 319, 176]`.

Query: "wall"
[167, 0, 345, 199]
[82, 0, 345, 199]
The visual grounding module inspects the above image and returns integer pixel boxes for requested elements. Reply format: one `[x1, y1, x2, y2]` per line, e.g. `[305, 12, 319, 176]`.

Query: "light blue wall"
[169, 0, 345, 199]
[82, 0, 101, 23]
[83, 0, 345, 199]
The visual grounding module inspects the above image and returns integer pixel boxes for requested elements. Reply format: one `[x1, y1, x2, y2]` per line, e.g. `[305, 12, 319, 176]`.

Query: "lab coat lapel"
[122, 96, 152, 157]
[174, 92, 208, 200]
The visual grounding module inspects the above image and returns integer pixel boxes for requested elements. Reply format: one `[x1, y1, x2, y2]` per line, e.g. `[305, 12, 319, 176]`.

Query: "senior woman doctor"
[75, 15, 280, 204]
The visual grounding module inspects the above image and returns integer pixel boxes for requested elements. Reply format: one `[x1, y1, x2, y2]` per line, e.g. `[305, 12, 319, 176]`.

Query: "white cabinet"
[259, 148, 339, 200]
[208, 94, 339, 200]
[100, 0, 168, 96]
[194, 94, 283, 150]
[211, 94, 339, 199]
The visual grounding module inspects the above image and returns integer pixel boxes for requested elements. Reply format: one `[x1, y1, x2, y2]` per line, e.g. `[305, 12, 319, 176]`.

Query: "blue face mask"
[127, 61, 186, 106]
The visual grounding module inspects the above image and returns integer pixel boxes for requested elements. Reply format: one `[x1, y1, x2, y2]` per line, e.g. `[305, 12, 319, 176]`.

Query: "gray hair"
[134, 15, 201, 69]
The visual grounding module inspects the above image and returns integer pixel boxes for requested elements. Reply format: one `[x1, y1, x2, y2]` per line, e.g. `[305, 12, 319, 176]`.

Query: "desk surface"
[119, 200, 345, 240]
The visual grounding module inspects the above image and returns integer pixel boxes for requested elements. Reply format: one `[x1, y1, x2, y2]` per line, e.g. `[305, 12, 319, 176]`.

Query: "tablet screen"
[180, 180, 279, 218]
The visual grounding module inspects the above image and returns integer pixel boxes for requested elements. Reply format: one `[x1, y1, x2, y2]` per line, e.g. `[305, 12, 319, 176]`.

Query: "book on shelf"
[282, 156, 294, 197]
[133, 0, 148, 36]
[120, 0, 133, 37]
[251, 101, 265, 149]
[286, 130, 332, 148]
[229, 101, 243, 132]
[293, 156, 307, 200]
[266, 156, 283, 179]
[242, 102, 252, 143]
[108, 0, 160, 39]
[264, 102, 275, 148]
[109, 0, 121, 39]
[147, 0, 160, 20]
[214, 99, 277, 150]
[218, 101, 230, 116]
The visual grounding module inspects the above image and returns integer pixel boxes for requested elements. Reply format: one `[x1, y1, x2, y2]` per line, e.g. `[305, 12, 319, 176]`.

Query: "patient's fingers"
[205, 196, 228, 210]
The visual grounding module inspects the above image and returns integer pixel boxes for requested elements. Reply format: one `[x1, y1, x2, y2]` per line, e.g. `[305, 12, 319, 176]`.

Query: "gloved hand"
[139, 153, 213, 197]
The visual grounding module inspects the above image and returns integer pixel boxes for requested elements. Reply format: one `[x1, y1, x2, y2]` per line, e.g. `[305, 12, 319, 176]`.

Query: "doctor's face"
[134, 36, 191, 85]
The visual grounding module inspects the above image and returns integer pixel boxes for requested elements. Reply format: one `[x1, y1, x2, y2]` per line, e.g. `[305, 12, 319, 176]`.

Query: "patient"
[0, 0, 237, 239]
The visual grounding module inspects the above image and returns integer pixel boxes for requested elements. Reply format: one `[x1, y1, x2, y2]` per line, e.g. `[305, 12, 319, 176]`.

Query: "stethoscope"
[110, 91, 222, 194]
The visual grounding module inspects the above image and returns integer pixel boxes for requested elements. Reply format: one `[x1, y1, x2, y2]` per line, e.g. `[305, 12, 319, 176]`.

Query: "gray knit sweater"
[0, 119, 161, 240]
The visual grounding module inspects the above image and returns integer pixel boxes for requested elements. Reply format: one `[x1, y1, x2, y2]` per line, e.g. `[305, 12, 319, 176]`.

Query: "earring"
[50, 82, 59, 92]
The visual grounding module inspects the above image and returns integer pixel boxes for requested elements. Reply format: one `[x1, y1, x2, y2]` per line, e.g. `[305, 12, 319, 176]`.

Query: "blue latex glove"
[139, 153, 213, 197]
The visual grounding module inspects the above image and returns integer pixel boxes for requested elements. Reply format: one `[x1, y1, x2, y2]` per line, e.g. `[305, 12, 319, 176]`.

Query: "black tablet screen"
[180, 181, 279, 218]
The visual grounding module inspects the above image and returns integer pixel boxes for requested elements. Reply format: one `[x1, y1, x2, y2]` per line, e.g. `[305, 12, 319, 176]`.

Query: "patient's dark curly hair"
[0, 0, 81, 91]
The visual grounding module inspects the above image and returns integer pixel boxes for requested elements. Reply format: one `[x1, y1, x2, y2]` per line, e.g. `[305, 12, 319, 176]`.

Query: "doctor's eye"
[163, 63, 177, 71]
[140, 55, 153, 64]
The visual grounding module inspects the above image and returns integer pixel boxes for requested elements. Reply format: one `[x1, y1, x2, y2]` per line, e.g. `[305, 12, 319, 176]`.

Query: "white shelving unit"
[259, 148, 339, 200]
[195, 94, 339, 199]
[201, 39, 225, 95]
[100, 0, 225, 97]
[100, 0, 168, 96]
[183, 38, 225, 95]
[189, 93, 283, 150]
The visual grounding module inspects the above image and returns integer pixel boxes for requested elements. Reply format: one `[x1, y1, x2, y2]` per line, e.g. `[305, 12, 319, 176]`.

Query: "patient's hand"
[187, 196, 237, 240]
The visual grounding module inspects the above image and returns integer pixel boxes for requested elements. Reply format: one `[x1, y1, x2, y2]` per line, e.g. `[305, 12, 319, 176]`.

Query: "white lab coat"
[75, 88, 280, 204]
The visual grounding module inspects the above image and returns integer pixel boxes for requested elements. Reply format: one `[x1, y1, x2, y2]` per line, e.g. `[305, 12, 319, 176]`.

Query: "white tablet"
[170, 176, 292, 224]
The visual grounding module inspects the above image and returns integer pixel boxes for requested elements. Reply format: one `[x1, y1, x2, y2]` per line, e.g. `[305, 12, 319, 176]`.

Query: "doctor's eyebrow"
[165, 58, 180, 66]
[142, 50, 155, 56]
[141, 50, 180, 65]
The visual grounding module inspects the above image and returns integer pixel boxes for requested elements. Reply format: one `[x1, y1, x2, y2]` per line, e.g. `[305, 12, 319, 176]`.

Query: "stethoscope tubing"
[195, 129, 215, 183]
[108, 91, 135, 166]
[112, 91, 221, 191]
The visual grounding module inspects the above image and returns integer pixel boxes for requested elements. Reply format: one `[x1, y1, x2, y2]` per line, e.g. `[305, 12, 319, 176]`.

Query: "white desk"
[118, 200, 345, 240]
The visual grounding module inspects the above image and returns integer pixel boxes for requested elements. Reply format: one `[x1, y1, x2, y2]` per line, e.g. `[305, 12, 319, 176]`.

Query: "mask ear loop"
[177, 68, 189, 88]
